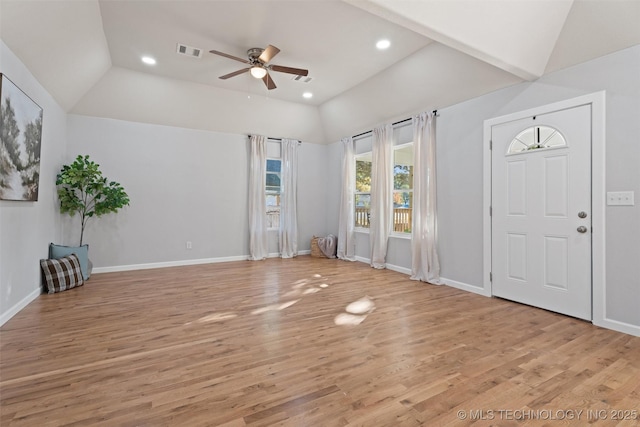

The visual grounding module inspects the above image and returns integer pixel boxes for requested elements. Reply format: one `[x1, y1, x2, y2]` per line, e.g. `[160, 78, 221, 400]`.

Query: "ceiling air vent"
[176, 43, 203, 59]
[290, 75, 313, 83]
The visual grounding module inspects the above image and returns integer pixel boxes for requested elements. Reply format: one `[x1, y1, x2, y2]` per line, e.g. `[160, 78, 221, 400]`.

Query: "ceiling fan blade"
[209, 50, 250, 64]
[262, 73, 276, 90]
[219, 68, 251, 79]
[259, 45, 280, 63]
[270, 65, 309, 76]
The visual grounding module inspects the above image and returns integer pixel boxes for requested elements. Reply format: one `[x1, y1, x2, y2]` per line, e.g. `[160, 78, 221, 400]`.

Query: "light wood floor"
[1, 257, 639, 426]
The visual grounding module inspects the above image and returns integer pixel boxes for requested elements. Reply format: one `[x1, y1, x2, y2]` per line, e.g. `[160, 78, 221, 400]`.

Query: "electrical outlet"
[606, 191, 634, 206]
[186, 241, 192, 250]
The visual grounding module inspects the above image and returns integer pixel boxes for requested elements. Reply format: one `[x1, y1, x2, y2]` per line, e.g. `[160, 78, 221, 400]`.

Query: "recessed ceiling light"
[141, 56, 157, 65]
[376, 39, 391, 50]
[303, 92, 313, 99]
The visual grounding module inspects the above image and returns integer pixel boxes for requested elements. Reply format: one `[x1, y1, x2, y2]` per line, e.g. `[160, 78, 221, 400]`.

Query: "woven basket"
[310, 236, 324, 258]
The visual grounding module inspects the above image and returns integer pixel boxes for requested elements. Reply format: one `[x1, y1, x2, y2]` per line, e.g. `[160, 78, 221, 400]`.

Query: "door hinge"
[490, 272, 493, 282]
[489, 140, 492, 150]
[489, 206, 492, 216]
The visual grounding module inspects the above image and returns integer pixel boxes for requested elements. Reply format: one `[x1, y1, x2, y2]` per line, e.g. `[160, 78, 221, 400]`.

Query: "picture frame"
[0, 73, 43, 201]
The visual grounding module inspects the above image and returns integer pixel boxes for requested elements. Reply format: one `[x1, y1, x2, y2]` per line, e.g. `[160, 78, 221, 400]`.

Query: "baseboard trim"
[268, 250, 312, 259]
[355, 256, 370, 265]
[440, 277, 491, 297]
[354, 258, 493, 297]
[93, 251, 314, 274]
[386, 263, 411, 275]
[354, 256, 411, 275]
[0, 287, 40, 327]
[93, 255, 250, 273]
[594, 318, 640, 338]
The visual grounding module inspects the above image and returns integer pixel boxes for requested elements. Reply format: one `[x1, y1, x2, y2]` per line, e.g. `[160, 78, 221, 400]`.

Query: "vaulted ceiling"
[1, 0, 639, 138]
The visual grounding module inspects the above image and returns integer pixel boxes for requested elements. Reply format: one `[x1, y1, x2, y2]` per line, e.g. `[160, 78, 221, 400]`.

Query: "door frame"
[483, 92, 606, 325]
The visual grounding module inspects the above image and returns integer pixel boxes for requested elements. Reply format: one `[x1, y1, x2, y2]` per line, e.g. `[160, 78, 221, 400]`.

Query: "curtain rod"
[351, 110, 439, 140]
[247, 135, 302, 143]
[248, 135, 281, 141]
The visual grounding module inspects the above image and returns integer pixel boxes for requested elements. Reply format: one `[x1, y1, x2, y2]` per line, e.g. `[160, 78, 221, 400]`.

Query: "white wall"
[325, 45, 640, 331]
[72, 67, 327, 145]
[0, 41, 67, 324]
[297, 141, 330, 249]
[438, 45, 640, 328]
[66, 115, 329, 269]
[319, 43, 522, 143]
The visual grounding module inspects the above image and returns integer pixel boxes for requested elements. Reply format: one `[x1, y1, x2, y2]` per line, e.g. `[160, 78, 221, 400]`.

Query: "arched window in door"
[507, 125, 566, 154]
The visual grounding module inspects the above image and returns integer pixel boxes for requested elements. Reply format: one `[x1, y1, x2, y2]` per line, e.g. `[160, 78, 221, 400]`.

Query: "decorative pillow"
[49, 243, 90, 280]
[40, 254, 84, 294]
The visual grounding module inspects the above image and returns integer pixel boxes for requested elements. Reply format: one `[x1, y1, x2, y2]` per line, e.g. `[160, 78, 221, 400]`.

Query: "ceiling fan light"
[250, 66, 267, 79]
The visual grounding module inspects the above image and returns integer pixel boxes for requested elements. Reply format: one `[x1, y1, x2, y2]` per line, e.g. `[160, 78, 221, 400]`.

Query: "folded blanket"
[317, 234, 337, 258]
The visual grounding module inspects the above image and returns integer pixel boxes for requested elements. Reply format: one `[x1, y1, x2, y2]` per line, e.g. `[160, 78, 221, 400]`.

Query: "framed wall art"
[0, 73, 43, 201]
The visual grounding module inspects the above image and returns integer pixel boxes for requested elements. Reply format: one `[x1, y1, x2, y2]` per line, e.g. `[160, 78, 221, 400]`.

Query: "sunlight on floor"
[334, 313, 367, 326]
[334, 296, 376, 326]
[185, 312, 238, 325]
[187, 271, 377, 327]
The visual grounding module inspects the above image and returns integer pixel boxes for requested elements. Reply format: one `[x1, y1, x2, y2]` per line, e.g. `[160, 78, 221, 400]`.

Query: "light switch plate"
[606, 191, 635, 206]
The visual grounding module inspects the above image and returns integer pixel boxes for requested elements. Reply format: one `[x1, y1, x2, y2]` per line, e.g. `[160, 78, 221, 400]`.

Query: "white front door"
[491, 105, 592, 320]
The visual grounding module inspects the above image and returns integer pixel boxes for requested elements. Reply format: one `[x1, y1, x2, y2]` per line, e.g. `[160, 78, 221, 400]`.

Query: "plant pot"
[49, 243, 91, 281]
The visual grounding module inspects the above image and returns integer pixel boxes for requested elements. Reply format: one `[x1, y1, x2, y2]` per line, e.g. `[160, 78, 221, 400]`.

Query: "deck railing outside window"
[355, 207, 370, 228]
[267, 206, 280, 229]
[355, 207, 411, 233]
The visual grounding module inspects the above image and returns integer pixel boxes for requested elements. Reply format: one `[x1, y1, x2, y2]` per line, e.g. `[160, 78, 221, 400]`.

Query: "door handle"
[577, 226, 588, 233]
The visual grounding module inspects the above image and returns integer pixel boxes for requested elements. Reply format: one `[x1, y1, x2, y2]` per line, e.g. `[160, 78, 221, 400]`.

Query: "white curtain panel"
[411, 112, 441, 283]
[248, 135, 268, 260]
[370, 124, 393, 269]
[279, 139, 299, 258]
[337, 137, 356, 261]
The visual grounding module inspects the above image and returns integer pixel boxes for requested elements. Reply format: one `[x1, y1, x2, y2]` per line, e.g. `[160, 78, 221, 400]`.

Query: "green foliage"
[356, 159, 371, 192]
[56, 155, 130, 245]
[394, 165, 412, 190]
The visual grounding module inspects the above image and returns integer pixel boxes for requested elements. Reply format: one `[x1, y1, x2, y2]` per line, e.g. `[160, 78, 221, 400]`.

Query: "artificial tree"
[56, 155, 130, 246]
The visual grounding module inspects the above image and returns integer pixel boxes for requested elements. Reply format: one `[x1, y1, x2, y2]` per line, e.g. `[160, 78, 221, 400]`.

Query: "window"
[393, 143, 413, 234]
[507, 125, 566, 154]
[266, 158, 281, 229]
[353, 143, 414, 234]
[354, 152, 372, 228]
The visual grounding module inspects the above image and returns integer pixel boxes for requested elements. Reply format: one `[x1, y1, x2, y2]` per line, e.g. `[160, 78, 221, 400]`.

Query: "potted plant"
[52, 155, 129, 279]
[56, 155, 130, 245]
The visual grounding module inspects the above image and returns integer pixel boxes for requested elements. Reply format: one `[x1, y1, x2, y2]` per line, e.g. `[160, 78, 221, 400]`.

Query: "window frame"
[266, 157, 282, 230]
[354, 151, 372, 233]
[352, 143, 415, 237]
[506, 125, 567, 155]
[390, 142, 414, 238]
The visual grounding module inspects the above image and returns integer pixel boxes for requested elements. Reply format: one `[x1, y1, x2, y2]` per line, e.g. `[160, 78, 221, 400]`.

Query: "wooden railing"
[393, 208, 412, 233]
[267, 207, 280, 229]
[354, 207, 411, 233]
[268, 206, 411, 233]
[355, 207, 370, 228]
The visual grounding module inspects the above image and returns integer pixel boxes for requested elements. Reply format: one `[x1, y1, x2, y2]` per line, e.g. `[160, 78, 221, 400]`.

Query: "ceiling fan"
[209, 44, 308, 90]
